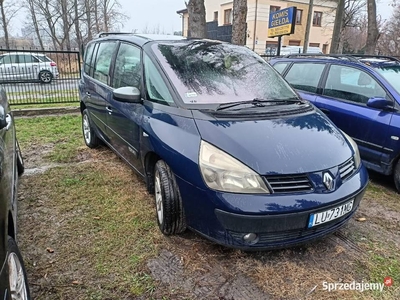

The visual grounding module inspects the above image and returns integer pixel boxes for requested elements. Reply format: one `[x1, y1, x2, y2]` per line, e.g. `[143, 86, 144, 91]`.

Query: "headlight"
[342, 131, 361, 169]
[199, 140, 269, 194]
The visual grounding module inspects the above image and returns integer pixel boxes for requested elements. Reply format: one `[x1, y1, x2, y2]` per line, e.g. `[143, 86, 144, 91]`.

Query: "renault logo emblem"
[323, 172, 334, 191]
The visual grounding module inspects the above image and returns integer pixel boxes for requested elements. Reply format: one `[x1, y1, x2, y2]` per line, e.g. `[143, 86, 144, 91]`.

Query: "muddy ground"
[17, 135, 400, 299]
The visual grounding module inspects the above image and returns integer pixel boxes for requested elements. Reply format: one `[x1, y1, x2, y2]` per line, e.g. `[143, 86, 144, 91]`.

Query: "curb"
[13, 106, 80, 117]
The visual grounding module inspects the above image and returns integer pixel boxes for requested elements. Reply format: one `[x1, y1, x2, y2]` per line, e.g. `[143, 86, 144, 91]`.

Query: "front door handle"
[86, 92, 91, 97]
[106, 106, 113, 114]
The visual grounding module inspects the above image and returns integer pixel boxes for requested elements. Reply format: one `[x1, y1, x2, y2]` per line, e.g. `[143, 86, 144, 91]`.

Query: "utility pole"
[252, 0, 258, 51]
[303, 0, 314, 53]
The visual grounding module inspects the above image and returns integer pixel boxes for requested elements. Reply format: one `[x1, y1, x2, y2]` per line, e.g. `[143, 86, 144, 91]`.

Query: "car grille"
[339, 158, 355, 182]
[264, 174, 313, 194]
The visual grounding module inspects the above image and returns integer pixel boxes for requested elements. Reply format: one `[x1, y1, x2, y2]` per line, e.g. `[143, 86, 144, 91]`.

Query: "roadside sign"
[268, 7, 297, 38]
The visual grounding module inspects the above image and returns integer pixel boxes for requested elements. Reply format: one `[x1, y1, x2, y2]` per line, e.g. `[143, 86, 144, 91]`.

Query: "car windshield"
[151, 41, 298, 105]
[375, 65, 400, 94]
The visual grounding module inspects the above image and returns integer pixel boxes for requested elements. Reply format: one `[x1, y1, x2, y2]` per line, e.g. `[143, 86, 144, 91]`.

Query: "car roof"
[92, 32, 187, 47]
[270, 54, 400, 69]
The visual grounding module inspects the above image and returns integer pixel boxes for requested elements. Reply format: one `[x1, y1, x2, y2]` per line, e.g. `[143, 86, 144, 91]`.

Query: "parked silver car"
[0, 52, 59, 84]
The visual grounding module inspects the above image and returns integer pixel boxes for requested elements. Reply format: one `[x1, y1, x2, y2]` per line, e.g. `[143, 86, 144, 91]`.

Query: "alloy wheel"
[8, 253, 28, 300]
[83, 114, 91, 145]
[155, 171, 164, 224]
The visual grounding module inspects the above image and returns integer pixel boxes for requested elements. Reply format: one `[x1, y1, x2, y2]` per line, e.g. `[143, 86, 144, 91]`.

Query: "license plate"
[308, 199, 354, 228]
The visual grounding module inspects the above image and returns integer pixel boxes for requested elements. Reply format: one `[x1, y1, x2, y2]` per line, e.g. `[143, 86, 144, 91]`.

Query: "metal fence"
[0, 49, 81, 106]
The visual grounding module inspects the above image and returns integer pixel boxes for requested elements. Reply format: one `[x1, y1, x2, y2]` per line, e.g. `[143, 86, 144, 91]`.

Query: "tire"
[394, 160, 400, 193]
[16, 140, 24, 176]
[7, 236, 31, 300]
[82, 109, 100, 149]
[154, 160, 186, 235]
[38, 70, 52, 84]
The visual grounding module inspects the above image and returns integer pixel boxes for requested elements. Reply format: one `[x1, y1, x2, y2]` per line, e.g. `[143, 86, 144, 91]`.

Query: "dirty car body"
[79, 34, 368, 249]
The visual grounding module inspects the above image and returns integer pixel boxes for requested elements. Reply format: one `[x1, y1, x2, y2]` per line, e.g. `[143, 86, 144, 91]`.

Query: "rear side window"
[18, 55, 39, 63]
[323, 65, 386, 104]
[93, 42, 116, 85]
[84, 43, 95, 75]
[284, 63, 325, 93]
[272, 62, 289, 74]
[112, 43, 142, 89]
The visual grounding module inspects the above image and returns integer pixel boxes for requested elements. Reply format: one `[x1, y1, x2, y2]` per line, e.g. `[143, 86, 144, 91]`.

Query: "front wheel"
[38, 70, 52, 84]
[154, 160, 186, 235]
[394, 160, 400, 193]
[7, 236, 31, 300]
[82, 109, 100, 148]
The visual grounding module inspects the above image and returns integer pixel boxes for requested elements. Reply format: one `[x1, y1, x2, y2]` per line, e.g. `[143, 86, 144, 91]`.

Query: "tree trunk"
[187, 0, 207, 38]
[94, 0, 100, 33]
[85, 0, 92, 40]
[232, 0, 247, 45]
[330, 0, 345, 54]
[28, 0, 44, 50]
[61, 0, 71, 50]
[74, 0, 82, 50]
[0, 0, 9, 48]
[365, 0, 379, 54]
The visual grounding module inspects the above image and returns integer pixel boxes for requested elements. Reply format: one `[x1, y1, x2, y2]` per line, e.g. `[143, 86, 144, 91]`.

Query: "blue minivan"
[79, 34, 368, 249]
[270, 55, 400, 191]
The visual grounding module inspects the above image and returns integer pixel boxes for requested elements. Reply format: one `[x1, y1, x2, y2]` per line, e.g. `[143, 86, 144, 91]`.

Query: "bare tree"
[26, 0, 44, 50]
[187, 0, 207, 38]
[232, 0, 247, 45]
[365, 0, 379, 54]
[376, 2, 400, 55]
[0, 0, 21, 48]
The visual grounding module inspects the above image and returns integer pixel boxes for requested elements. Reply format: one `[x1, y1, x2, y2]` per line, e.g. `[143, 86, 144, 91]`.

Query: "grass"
[15, 115, 400, 299]
[15, 115, 83, 163]
[12, 102, 79, 109]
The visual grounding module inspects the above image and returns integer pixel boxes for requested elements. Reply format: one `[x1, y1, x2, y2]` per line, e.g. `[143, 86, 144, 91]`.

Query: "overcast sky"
[118, 0, 185, 33]
[12, 0, 394, 36]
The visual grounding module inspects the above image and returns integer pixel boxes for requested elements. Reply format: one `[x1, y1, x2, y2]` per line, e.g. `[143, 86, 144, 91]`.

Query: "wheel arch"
[8, 211, 15, 240]
[144, 151, 161, 194]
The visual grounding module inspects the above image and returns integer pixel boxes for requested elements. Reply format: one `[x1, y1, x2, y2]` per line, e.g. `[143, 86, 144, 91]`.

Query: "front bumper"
[176, 164, 369, 250]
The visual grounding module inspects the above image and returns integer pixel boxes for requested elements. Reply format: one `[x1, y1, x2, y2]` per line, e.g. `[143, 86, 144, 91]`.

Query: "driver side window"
[112, 43, 142, 90]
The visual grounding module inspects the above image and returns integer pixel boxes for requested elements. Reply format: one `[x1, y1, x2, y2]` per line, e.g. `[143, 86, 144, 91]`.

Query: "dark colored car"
[0, 90, 30, 299]
[270, 54, 400, 191]
[79, 34, 368, 250]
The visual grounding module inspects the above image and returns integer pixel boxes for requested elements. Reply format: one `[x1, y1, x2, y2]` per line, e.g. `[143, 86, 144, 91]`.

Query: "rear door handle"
[86, 92, 91, 97]
[106, 106, 113, 114]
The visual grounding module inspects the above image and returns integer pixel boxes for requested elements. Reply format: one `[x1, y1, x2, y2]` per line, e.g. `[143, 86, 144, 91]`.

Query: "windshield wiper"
[216, 97, 303, 111]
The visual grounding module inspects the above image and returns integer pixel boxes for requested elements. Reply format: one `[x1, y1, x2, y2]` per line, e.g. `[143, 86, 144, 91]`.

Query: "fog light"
[243, 233, 258, 244]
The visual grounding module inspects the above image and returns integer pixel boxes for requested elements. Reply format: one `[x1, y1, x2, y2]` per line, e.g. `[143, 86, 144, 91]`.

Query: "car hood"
[194, 110, 352, 175]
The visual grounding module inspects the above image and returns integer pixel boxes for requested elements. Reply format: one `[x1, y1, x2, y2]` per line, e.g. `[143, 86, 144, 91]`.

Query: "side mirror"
[113, 86, 141, 103]
[366, 97, 393, 109]
[0, 106, 6, 130]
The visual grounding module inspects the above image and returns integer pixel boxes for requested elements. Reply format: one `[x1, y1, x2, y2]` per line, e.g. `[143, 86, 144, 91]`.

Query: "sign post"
[268, 7, 297, 56]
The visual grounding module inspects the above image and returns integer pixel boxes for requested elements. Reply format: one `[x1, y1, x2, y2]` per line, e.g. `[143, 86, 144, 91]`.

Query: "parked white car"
[280, 46, 323, 55]
[0, 52, 59, 84]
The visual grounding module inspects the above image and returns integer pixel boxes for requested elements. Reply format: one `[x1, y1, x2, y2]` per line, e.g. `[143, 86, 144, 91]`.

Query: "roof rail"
[96, 32, 134, 38]
[350, 54, 400, 62]
[284, 53, 359, 62]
